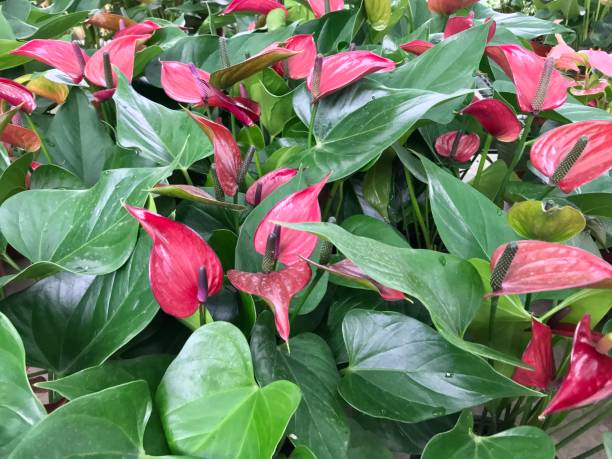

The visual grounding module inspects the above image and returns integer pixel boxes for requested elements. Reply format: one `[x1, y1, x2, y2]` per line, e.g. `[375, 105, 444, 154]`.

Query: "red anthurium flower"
[223, 0, 287, 15]
[306, 51, 395, 102]
[489, 240, 612, 296]
[428, 0, 477, 14]
[570, 79, 608, 96]
[254, 174, 329, 266]
[11, 39, 89, 84]
[124, 205, 223, 318]
[245, 168, 298, 205]
[444, 12, 475, 38]
[307, 0, 344, 17]
[114, 20, 161, 39]
[228, 261, 311, 341]
[399, 40, 434, 56]
[92, 88, 116, 106]
[541, 315, 612, 417]
[581, 49, 612, 77]
[1, 124, 40, 152]
[530, 120, 612, 193]
[462, 98, 521, 142]
[188, 113, 241, 197]
[160, 61, 260, 126]
[0, 78, 36, 114]
[486, 44, 569, 113]
[434, 131, 480, 162]
[512, 319, 555, 389]
[272, 35, 316, 80]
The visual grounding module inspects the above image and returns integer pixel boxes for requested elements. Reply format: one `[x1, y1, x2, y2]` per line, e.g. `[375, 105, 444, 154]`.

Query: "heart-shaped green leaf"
[508, 200, 586, 242]
[157, 321, 301, 458]
[0, 152, 32, 205]
[149, 184, 246, 210]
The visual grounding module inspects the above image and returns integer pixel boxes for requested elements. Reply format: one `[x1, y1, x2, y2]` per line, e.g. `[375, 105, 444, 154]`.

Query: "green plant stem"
[181, 168, 193, 185]
[404, 168, 431, 249]
[289, 270, 323, 324]
[1, 253, 20, 271]
[488, 297, 499, 345]
[199, 304, 205, 327]
[494, 115, 534, 205]
[556, 404, 612, 449]
[323, 180, 342, 221]
[307, 102, 318, 149]
[473, 135, 492, 188]
[25, 115, 52, 165]
[538, 185, 555, 200]
[574, 444, 604, 459]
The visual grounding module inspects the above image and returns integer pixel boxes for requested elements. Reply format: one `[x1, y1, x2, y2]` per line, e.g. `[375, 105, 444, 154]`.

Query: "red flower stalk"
[530, 120, 612, 193]
[124, 205, 223, 317]
[434, 131, 480, 162]
[114, 20, 161, 39]
[272, 35, 317, 80]
[245, 168, 298, 205]
[541, 315, 612, 418]
[486, 44, 569, 114]
[254, 174, 329, 266]
[427, 0, 477, 15]
[228, 260, 311, 341]
[223, 0, 287, 15]
[307, 0, 344, 17]
[399, 40, 434, 56]
[444, 12, 475, 38]
[462, 98, 521, 142]
[1, 124, 40, 152]
[188, 113, 242, 197]
[489, 240, 612, 296]
[0, 78, 36, 114]
[306, 50, 395, 102]
[512, 319, 555, 389]
[11, 39, 89, 84]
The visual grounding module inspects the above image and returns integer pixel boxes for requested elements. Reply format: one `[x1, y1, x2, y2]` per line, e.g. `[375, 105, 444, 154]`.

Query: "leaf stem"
[404, 168, 431, 249]
[307, 102, 319, 149]
[472, 134, 492, 188]
[1, 253, 20, 271]
[181, 168, 193, 185]
[573, 444, 604, 459]
[25, 115, 52, 165]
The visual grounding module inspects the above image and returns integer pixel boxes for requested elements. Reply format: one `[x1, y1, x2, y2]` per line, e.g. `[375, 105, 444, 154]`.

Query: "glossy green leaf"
[421, 411, 555, 459]
[568, 193, 612, 218]
[363, 150, 394, 220]
[341, 214, 410, 248]
[508, 200, 586, 242]
[29, 11, 89, 39]
[30, 164, 85, 190]
[251, 312, 350, 459]
[149, 184, 246, 210]
[0, 313, 46, 457]
[114, 73, 212, 168]
[157, 321, 301, 458]
[365, 0, 392, 31]
[346, 419, 395, 459]
[422, 156, 517, 260]
[340, 310, 536, 422]
[0, 39, 29, 69]
[493, 14, 570, 39]
[0, 152, 32, 205]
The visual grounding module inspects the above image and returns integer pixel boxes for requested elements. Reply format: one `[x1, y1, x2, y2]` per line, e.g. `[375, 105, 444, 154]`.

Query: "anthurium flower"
[223, 0, 287, 15]
[427, 0, 477, 15]
[245, 168, 298, 205]
[512, 319, 554, 389]
[306, 51, 395, 102]
[11, 39, 89, 84]
[489, 240, 612, 296]
[114, 20, 161, 39]
[434, 131, 480, 162]
[581, 49, 612, 77]
[188, 113, 241, 197]
[530, 120, 612, 193]
[0, 78, 36, 113]
[124, 205, 223, 317]
[486, 44, 569, 113]
[160, 61, 260, 125]
[461, 98, 521, 142]
[399, 40, 434, 56]
[254, 174, 329, 266]
[228, 261, 311, 341]
[307, 0, 344, 17]
[548, 34, 583, 72]
[569, 79, 608, 96]
[444, 12, 475, 38]
[541, 315, 612, 417]
[272, 35, 316, 80]
[25, 74, 68, 105]
[86, 12, 136, 31]
[85, 34, 151, 88]
[1, 124, 40, 152]
[92, 88, 116, 106]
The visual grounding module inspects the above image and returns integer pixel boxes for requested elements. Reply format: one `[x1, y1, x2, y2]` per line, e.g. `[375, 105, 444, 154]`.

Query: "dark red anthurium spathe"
[530, 120, 612, 193]
[444, 12, 475, 38]
[486, 44, 569, 113]
[160, 61, 260, 126]
[427, 0, 477, 14]
[541, 315, 612, 418]
[462, 98, 521, 142]
[124, 205, 223, 318]
[114, 20, 161, 39]
[11, 39, 89, 84]
[228, 260, 311, 341]
[399, 40, 434, 56]
[512, 319, 555, 389]
[245, 168, 298, 205]
[254, 174, 329, 266]
[306, 51, 395, 102]
[272, 35, 316, 80]
[188, 113, 242, 197]
[307, 0, 344, 17]
[1, 124, 40, 152]
[489, 240, 612, 296]
[0, 78, 36, 114]
[86, 12, 137, 31]
[223, 0, 287, 15]
[434, 131, 480, 162]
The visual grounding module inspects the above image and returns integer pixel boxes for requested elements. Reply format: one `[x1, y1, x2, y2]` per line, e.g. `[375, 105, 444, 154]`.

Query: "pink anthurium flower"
[512, 319, 555, 389]
[272, 35, 316, 80]
[114, 20, 161, 39]
[306, 51, 395, 102]
[489, 240, 612, 296]
[160, 61, 260, 126]
[581, 49, 612, 77]
[541, 315, 612, 418]
[11, 39, 89, 84]
[427, 0, 477, 14]
[569, 79, 608, 96]
[124, 205, 224, 318]
[307, 0, 344, 17]
[548, 34, 583, 72]
[530, 120, 612, 193]
[486, 44, 569, 114]
[228, 260, 311, 341]
[444, 12, 475, 38]
[0, 78, 36, 114]
[188, 113, 241, 197]
[254, 174, 329, 266]
[245, 168, 298, 205]
[434, 131, 480, 162]
[461, 98, 521, 142]
[223, 0, 287, 15]
[1, 124, 40, 152]
[399, 40, 434, 56]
